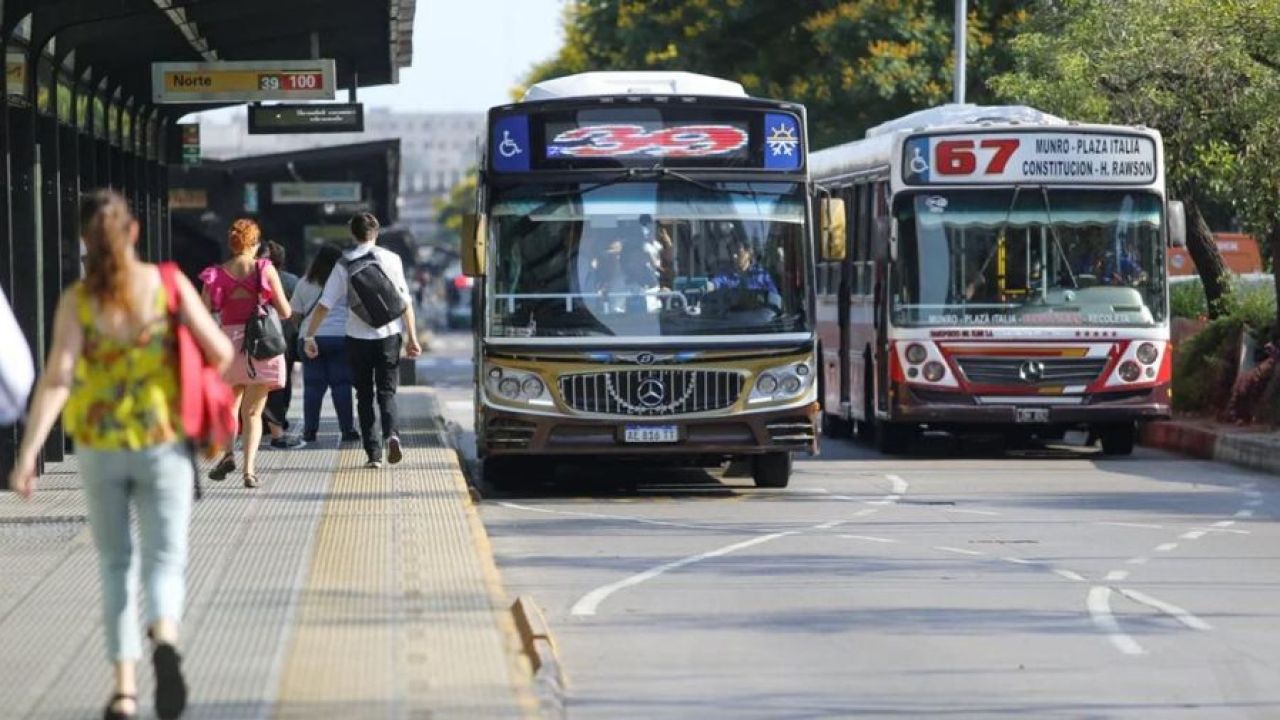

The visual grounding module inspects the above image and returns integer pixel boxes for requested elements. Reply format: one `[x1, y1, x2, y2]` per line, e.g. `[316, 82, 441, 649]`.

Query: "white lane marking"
[814, 520, 844, 530]
[570, 532, 799, 616]
[851, 508, 878, 518]
[1119, 588, 1213, 631]
[1235, 509, 1255, 518]
[1180, 530, 1207, 541]
[445, 400, 473, 410]
[1087, 586, 1146, 655]
[1245, 499, 1263, 507]
[840, 535, 898, 544]
[935, 546, 985, 557]
[1243, 490, 1263, 498]
[1127, 557, 1150, 565]
[1001, 556, 1038, 565]
[451, 358, 472, 366]
[1106, 570, 1130, 582]
[1212, 520, 1236, 528]
[1241, 482, 1258, 490]
[946, 508, 1002, 516]
[496, 502, 736, 533]
[865, 499, 897, 506]
[887, 474, 909, 495]
[1154, 543, 1179, 552]
[1054, 569, 1086, 582]
[1196, 527, 1250, 535]
[1096, 521, 1164, 530]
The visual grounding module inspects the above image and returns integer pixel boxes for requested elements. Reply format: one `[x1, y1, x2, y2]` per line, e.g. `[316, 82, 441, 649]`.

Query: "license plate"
[623, 425, 679, 443]
[1015, 408, 1050, 423]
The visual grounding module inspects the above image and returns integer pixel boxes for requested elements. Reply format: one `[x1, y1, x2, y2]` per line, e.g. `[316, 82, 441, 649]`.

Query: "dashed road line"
[1105, 570, 1130, 582]
[1053, 569, 1086, 582]
[1118, 588, 1213, 631]
[1234, 509, 1255, 518]
[1154, 542, 1179, 552]
[1211, 520, 1236, 528]
[1087, 586, 1146, 656]
[1180, 530, 1207, 541]
[1001, 556, 1037, 566]
[840, 535, 898, 544]
[1096, 521, 1164, 530]
[945, 508, 1002, 517]
[1126, 557, 1149, 565]
[935, 546, 985, 557]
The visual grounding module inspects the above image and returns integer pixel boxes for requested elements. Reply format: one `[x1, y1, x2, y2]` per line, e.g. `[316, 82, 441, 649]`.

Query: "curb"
[1142, 420, 1280, 476]
[511, 596, 568, 718]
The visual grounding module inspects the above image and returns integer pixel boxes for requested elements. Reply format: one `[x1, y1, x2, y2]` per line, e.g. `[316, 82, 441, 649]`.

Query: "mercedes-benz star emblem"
[637, 378, 666, 408]
[1018, 360, 1046, 383]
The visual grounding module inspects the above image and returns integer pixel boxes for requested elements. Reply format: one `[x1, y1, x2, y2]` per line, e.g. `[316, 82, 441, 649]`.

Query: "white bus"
[810, 105, 1186, 455]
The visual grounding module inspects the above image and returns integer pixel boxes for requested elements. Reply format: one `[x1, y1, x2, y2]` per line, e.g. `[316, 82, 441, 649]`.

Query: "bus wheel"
[876, 421, 914, 455]
[822, 412, 852, 439]
[1098, 423, 1137, 456]
[752, 452, 792, 488]
[482, 455, 520, 491]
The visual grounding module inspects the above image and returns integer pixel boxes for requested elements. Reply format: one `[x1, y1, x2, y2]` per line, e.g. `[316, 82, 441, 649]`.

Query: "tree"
[991, 0, 1280, 319]
[432, 169, 477, 244]
[522, 0, 1030, 148]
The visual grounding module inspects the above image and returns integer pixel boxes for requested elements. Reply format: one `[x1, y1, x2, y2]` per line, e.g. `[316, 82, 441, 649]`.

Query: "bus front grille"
[559, 369, 745, 416]
[955, 357, 1109, 386]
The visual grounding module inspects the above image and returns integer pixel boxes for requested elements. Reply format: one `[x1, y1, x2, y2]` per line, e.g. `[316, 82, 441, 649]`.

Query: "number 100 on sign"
[258, 73, 324, 92]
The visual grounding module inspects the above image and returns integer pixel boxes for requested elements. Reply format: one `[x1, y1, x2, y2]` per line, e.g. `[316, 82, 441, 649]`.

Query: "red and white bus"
[810, 105, 1186, 455]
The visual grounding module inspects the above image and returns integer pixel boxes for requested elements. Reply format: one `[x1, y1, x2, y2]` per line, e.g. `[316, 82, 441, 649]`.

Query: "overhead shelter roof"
[11, 0, 414, 123]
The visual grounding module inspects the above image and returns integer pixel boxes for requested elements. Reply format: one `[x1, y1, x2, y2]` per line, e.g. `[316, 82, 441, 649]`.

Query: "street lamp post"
[954, 0, 967, 104]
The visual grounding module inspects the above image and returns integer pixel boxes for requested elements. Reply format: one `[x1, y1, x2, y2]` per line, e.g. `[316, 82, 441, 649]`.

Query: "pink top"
[199, 258, 274, 326]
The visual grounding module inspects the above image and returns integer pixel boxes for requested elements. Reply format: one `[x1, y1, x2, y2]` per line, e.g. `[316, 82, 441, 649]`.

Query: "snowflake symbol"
[766, 124, 799, 156]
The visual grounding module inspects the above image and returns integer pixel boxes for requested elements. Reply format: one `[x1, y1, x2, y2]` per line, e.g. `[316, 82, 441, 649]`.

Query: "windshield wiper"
[1038, 186, 1079, 290]
[653, 166, 791, 198]
[542, 167, 652, 199]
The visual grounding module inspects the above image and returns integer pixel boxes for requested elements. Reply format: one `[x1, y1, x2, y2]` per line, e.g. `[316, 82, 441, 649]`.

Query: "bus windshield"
[892, 189, 1165, 328]
[487, 181, 808, 338]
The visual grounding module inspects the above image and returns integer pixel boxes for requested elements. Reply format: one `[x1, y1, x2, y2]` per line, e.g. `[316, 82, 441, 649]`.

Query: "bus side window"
[857, 182, 874, 297]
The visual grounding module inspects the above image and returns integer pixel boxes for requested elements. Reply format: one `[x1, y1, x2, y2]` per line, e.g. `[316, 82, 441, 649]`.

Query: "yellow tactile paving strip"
[274, 390, 537, 719]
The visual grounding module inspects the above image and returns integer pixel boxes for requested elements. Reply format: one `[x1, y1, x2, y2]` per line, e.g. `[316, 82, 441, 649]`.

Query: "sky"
[197, 0, 566, 122]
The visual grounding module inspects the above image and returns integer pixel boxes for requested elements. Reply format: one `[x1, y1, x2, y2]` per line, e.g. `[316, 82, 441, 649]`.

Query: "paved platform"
[0, 388, 537, 719]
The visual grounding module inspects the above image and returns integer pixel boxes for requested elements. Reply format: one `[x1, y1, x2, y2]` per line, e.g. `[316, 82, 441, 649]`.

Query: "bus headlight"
[1136, 342, 1159, 365]
[1118, 360, 1142, 383]
[905, 343, 928, 365]
[749, 361, 814, 404]
[922, 361, 946, 383]
[485, 365, 551, 406]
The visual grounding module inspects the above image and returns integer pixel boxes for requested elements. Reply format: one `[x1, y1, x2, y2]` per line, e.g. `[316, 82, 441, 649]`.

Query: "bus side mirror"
[875, 216, 898, 263]
[819, 197, 847, 261]
[460, 212, 487, 277]
[1166, 200, 1186, 248]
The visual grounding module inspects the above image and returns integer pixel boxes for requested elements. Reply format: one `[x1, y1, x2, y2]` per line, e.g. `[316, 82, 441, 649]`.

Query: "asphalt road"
[422, 332, 1280, 720]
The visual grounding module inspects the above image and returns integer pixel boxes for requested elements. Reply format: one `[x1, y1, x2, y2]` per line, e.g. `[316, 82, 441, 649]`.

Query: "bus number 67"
[936, 138, 1020, 175]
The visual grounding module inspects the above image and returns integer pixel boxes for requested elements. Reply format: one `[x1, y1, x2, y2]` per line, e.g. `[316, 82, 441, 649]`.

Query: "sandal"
[152, 642, 188, 720]
[243, 473, 260, 489]
[103, 693, 137, 720]
[207, 453, 235, 481]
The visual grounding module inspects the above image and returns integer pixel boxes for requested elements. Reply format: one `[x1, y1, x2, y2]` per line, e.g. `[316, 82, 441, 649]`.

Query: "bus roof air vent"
[523, 72, 749, 101]
[865, 103, 1068, 138]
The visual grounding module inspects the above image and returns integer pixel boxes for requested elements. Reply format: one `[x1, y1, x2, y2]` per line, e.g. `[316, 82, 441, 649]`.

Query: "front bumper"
[482, 402, 820, 457]
[892, 383, 1171, 426]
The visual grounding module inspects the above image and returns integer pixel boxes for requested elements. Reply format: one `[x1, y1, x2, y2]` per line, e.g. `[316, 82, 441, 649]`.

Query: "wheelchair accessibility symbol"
[498, 130, 523, 158]
[909, 146, 930, 175]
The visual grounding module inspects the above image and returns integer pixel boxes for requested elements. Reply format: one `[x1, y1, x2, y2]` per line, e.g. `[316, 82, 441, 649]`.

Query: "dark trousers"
[302, 336, 355, 436]
[347, 334, 401, 459]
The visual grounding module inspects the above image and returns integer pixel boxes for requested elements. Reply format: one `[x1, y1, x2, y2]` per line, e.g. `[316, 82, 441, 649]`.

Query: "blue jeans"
[79, 442, 193, 661]
[302, 335, 355, 436]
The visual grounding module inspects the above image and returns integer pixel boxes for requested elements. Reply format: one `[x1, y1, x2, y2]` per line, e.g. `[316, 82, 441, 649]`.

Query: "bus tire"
[876, 421, 914, 455]
[482, 455, 521, 491]
[822, 412, 852, 439]
[752, 452, 792, 488]
[1099, 423, 1137, 456]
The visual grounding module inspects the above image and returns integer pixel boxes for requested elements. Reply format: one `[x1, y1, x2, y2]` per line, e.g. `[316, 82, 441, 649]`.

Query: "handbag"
[242, 262, 288, 375]
[159, 264, 237, 494]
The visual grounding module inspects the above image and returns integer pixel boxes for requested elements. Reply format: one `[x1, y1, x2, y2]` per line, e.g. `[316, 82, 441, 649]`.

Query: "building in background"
[200, 108, 483, 242]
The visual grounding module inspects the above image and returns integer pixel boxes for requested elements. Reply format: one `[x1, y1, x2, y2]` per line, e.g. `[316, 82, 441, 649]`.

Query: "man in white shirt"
[303, 213, 422, 468]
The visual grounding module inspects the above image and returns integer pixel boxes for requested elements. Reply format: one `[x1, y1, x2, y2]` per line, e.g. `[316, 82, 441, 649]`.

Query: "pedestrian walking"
[303, 213, 421, 468]
[199, 219, 293, 488]
[261, 240, 304, 450]
[0, 284, 34, 425]
[8, 190, 234, 720]
[290, 242, 360, 442]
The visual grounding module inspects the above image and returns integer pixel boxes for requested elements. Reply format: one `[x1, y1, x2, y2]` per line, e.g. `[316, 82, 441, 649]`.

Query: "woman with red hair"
[199, 218, 292, 488]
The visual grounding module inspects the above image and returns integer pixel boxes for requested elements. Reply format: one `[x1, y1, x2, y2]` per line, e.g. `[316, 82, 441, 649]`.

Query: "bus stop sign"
[152, 60, 337, 103]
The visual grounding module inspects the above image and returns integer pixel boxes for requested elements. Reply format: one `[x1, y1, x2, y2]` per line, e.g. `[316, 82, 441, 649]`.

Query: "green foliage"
[1173, 316, 1244, 413]
[431, 170, 477, 244]
[523, 0, 1031, 148]
[1170, 281, 1208, 320]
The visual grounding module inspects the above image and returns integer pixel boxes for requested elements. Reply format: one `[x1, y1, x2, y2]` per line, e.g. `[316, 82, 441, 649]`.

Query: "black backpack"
[345, 252, 407, 328]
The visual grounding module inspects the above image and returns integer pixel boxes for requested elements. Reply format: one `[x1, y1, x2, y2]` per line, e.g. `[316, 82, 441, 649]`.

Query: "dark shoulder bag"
[242, 263, 288, 375]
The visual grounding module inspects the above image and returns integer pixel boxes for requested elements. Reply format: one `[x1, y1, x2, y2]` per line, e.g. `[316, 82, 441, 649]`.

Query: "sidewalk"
[1141, 417, 1280, 476]
[0, 388, 537, 719]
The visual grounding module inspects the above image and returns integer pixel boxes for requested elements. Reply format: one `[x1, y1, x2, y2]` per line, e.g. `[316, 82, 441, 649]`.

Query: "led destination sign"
[491, 107, 803, 173]
[248, 104, 364, 134]
[903, 131, 1158, 186]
